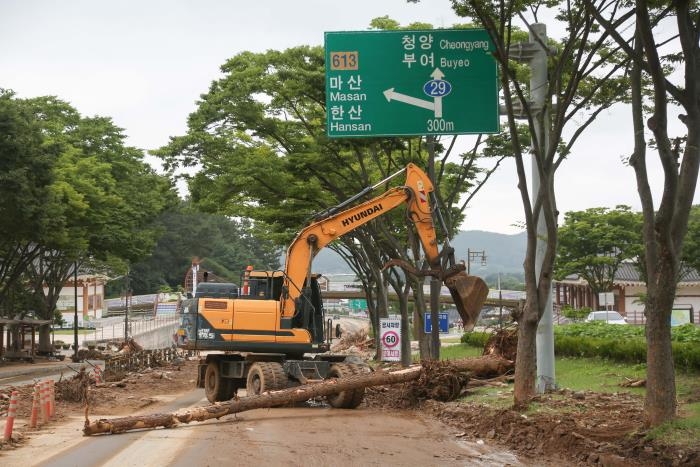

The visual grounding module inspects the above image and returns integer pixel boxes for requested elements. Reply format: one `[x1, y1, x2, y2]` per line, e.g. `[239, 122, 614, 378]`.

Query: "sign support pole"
[529, 23, 556, 393]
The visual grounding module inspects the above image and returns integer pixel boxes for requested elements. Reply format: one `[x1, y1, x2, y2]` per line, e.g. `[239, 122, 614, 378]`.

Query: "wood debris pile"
[55, 368, 91, 403]
[330, 327, 374, 353]
[482, 327, 518, 361]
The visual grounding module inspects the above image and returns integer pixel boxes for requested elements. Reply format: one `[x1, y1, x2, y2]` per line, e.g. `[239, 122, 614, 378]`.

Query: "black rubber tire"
[204, 361, 232, 403]
[246, 362, 288, 395]
[263, 362, 289, 391]
[326, 363, 362, 409]
[345, 363, 368, 408]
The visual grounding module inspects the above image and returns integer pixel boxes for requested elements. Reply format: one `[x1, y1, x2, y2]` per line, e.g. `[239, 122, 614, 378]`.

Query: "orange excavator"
[176, 163, 488, 405]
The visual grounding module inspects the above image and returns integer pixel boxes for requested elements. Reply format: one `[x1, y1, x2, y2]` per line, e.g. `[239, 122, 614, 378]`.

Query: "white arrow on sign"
[430, 68, 445, 118]
[383, 68, 447, 118]
[383, 88, 435, 112]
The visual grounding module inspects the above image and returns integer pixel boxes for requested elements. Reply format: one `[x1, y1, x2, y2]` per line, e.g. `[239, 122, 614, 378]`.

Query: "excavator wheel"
[326, 363, 363, 409]
[444, 272, 489, 331]
[246, 362, 288, 395]
[204, 361, 234, 403]
[345, 363, 371, 408]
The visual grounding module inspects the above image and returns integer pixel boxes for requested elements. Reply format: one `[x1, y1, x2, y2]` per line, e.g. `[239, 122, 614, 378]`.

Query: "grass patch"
[440, 336, 463, 344]
[439, 343, 483, 360]
[556, 356, 647, 395]
[647, 402, 700, 448]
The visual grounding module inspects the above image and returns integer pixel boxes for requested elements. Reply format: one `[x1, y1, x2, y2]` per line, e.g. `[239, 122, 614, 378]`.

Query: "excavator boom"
[281, 163, 488, 329]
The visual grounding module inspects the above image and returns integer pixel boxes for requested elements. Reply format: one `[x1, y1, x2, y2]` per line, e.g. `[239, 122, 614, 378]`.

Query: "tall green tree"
[586, 0, 700, 425]
[0, 92, 175, 350]
[682, 205, 700, 275]
[127, 207, 281, 295]
[0, 90, 57, 316]
[556, 206, 643, 309]
[451, 0, 631, 407]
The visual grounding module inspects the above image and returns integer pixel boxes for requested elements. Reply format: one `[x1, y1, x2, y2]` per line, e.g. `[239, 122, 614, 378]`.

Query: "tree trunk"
[38, 325, 52, 353]
[83, 356, 513, 436]
[513, 303, 538, 409]
[644, 257, 678, 426]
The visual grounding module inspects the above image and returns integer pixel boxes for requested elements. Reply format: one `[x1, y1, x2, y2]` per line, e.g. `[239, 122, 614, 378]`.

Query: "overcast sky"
[2, 0, 694, 235]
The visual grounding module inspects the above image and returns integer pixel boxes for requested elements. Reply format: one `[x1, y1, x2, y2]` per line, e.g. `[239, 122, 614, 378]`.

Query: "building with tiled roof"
[554, 262, 700, 325]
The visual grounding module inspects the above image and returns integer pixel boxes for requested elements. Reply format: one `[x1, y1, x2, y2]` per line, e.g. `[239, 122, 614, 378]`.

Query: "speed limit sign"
[379, 318, 401, 362]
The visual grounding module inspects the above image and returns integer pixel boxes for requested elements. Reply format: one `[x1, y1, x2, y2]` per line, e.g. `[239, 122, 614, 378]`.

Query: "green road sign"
[325, 29, 499, 138]
[349, 299, 367, 311]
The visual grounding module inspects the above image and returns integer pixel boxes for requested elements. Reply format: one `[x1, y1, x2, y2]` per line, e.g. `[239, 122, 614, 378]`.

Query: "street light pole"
[467, 248, 487, 276]
[124, 269, 130, 341]
[73, 262, 78, 361]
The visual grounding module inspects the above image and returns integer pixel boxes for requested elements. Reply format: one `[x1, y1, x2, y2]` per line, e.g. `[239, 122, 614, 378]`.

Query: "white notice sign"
[379, 318, 401, 362]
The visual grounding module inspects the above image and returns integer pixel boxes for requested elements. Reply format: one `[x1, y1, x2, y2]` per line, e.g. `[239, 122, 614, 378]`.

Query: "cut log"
[83, 355, 513, 436]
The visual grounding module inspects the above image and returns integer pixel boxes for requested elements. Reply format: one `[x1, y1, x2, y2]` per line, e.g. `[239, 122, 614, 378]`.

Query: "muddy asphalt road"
[5, 387, 522, 467]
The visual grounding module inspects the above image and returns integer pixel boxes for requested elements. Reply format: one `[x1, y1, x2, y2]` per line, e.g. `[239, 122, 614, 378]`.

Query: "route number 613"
[330, 51, 359, 70]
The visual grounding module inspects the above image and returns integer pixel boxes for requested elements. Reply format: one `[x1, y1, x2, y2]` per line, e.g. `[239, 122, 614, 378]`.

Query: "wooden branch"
[83, 356, 513, 436]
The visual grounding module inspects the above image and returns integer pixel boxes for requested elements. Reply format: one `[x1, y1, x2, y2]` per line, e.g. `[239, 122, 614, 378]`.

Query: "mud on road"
[1, 358, 698, 466]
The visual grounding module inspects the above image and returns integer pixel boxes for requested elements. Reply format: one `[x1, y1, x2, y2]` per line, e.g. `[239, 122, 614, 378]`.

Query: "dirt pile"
[424, 392, 698, 466]
[362, 376, 698, 466]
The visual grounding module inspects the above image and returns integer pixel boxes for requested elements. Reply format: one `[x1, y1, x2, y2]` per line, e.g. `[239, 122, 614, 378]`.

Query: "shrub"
[561, 305, 591, 322]
[462, 323, 700, 371]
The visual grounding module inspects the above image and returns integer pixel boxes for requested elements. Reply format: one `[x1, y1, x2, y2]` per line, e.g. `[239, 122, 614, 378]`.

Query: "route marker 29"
[325, 29, 499, 137]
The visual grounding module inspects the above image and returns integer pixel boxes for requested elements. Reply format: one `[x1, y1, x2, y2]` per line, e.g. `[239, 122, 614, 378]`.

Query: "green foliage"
[484, 272, 525, 290]
[560, 305, 591, 321]
[552, 323, 700, 371]
[682, 205, 700, 275]
[460, 331, 490, 347]
[460, 324, 700, 371]
[124, 205, 281, 295]
[0, 90, 55, 243]
[555, 207, 643, 303]
[672, 324, 700, 344]
[0, 91, 176, 319]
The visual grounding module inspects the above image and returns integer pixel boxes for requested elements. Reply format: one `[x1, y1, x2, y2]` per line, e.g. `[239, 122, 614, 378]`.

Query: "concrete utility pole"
[508, 23, 556, 393]
[73, 262, 78, 361]
[529, 23, 556, 393]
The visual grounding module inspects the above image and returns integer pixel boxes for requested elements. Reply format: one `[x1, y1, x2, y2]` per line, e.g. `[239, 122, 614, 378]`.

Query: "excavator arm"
[280, 163, 488, 330]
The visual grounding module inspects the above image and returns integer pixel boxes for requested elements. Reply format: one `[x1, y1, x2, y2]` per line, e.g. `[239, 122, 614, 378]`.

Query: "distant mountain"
[308, 230, 527, 277]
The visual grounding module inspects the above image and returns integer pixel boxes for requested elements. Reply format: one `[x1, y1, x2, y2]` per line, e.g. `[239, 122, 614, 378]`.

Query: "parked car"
[585, 310, 628, 325]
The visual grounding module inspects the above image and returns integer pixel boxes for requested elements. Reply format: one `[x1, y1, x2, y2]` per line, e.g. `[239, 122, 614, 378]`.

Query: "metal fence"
[84, 315, 180, 347]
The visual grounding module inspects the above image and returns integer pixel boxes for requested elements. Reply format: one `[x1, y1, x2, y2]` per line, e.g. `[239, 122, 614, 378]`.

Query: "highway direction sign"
[325, 29, 499, 137]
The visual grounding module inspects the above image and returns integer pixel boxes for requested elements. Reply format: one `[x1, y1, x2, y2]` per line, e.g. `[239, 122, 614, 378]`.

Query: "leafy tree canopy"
[556, 206, 642, 300]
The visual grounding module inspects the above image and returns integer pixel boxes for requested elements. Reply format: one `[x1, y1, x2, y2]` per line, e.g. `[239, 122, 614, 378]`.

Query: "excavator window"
[241, 271, 285, 300]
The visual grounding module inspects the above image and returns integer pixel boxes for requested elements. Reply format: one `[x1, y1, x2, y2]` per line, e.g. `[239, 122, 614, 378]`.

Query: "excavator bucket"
[444, 272, 489, 331]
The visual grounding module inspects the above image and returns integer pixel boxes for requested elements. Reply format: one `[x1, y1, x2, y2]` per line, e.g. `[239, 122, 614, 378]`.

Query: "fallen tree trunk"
[83, 355, 512, 436]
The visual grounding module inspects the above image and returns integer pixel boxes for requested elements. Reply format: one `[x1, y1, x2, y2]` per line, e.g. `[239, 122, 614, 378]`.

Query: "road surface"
[7, 388, 523, 467]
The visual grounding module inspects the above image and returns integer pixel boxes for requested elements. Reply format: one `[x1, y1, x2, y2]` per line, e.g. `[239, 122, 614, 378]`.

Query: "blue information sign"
[424, 312, 449, 334]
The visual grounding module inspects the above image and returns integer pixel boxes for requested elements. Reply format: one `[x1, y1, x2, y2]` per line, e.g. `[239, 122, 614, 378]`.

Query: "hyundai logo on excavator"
[341, 203, 384, 227]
